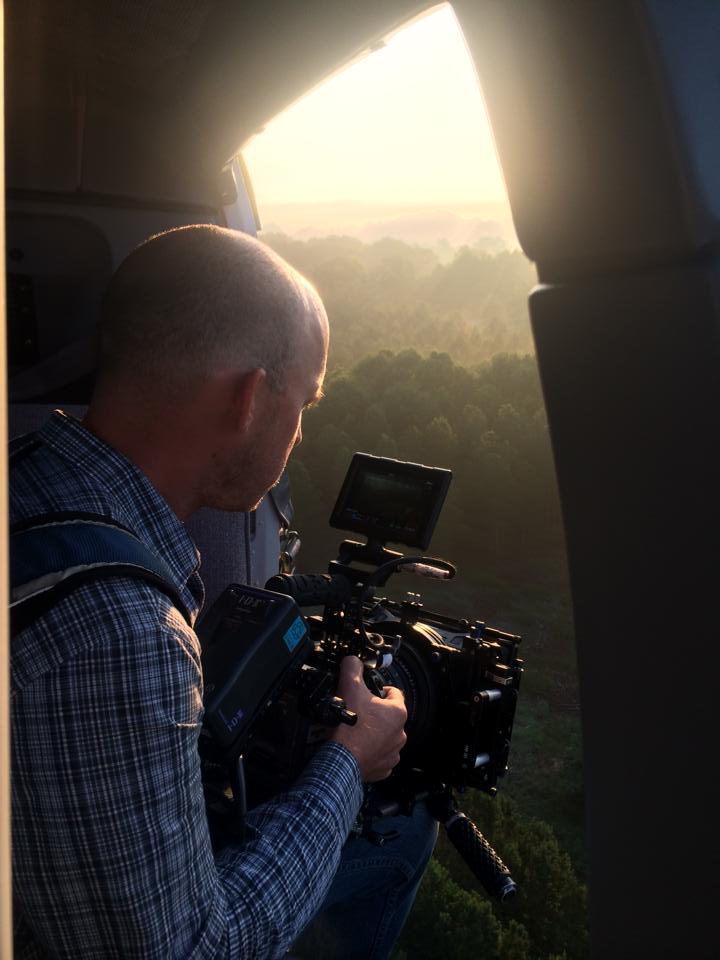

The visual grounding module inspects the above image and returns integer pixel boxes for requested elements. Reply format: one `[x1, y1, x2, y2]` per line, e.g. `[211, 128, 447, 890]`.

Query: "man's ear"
[227, 367, 267, 436]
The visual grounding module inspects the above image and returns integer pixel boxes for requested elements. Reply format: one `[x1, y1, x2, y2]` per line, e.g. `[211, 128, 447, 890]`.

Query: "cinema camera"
[198, 454, 523, 901]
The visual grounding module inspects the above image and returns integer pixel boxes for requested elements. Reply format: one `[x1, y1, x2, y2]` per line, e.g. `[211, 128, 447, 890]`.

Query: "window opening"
[243, 7, 587, 957]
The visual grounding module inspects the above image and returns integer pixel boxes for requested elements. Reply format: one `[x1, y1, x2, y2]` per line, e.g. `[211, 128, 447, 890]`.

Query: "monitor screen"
[329, 453, 451, 550]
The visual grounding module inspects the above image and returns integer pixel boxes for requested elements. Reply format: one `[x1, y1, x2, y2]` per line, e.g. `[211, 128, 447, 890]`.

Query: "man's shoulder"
[10, 428, 120, 527]
[9, 412, 203, 601]
[11, 574, 201, 698]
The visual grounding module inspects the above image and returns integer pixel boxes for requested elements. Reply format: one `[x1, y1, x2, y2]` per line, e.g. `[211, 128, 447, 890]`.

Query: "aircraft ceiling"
[6, 0, 431, 202]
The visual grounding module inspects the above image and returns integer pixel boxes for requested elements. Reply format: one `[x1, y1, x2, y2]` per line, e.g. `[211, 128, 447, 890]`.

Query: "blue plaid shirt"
[10, 411, 363, 959]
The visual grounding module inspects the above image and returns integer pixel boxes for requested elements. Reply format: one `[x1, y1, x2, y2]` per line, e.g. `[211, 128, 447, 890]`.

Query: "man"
[10, 225, 435, 959]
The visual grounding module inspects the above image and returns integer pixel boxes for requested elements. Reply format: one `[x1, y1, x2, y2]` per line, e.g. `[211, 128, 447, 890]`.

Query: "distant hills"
[258, 201, 518, 259]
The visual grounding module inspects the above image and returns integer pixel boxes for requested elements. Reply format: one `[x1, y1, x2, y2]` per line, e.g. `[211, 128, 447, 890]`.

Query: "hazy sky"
[242, 4, 508, 207]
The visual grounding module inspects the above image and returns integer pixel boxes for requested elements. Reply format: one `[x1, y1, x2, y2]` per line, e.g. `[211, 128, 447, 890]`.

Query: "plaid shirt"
[10, 411, 363, 959]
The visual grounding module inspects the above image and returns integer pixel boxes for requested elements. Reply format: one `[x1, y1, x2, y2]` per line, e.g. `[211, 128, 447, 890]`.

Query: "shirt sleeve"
[11, 583, 363, 960]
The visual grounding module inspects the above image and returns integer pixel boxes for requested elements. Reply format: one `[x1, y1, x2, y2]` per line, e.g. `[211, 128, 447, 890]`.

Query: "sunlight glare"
[242, 4, 507, 207]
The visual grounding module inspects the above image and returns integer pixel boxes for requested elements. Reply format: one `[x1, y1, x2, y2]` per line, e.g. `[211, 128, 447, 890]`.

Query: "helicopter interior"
[4, 1, 720, 957]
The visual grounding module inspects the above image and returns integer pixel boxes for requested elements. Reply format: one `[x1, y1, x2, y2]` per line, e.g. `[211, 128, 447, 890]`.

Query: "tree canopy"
[263, 233, 537, 371]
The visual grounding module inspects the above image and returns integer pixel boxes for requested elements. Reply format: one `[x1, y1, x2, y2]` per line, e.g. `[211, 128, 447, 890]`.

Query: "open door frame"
[456, 2, 720, 956]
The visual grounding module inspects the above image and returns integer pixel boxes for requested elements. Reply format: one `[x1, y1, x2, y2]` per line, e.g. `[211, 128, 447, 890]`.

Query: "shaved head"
[85, 224, 329, 517]
[97, 224, 327, 394]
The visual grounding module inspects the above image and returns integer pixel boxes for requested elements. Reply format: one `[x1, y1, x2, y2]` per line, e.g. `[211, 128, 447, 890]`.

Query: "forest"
[263, 232, 536, 368]
[262, 233, 587, 959]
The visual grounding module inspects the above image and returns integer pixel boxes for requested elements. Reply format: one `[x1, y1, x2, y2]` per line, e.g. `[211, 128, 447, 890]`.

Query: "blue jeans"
[291, 802, 438, 960]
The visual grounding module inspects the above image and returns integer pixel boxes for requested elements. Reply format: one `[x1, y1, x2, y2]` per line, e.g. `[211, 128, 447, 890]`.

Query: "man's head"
[89, 225, 328, 515]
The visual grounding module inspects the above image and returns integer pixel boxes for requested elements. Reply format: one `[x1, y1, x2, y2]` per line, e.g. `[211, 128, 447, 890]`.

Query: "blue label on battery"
[284, 616, 306, 652]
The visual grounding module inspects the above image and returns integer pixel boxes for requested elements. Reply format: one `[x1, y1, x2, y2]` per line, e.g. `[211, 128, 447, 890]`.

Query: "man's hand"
[330, 656, 408, 782]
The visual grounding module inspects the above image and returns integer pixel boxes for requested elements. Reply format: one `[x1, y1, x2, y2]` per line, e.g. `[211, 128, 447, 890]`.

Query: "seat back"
[7, 200, 287, 609]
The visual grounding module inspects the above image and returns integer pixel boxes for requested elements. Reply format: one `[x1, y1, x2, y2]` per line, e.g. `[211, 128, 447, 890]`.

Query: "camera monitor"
[329, 453, 452, 550]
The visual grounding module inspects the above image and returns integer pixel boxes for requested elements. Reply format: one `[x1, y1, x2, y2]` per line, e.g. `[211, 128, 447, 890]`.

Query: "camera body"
[230, 582, 523, 822]
[199, 454, 522, 828]
[198, 453, 523, 899]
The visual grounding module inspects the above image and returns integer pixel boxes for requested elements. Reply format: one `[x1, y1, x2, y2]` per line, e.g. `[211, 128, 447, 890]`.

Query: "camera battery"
[198, 583, 312, 761]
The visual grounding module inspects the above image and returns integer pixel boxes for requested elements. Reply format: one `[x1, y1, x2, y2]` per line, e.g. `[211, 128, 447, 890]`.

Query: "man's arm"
[11, 583, 363, 959]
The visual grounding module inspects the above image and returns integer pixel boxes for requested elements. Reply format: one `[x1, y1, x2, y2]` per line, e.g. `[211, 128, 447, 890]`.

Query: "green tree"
[397, 859, 504, 960]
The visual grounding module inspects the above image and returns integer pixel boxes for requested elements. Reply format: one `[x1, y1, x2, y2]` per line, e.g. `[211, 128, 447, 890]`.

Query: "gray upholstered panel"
[185, 508, 250, 609]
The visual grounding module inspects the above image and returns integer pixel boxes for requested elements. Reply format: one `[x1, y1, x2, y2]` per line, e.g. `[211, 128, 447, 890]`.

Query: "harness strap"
[10, 516, 192, 635]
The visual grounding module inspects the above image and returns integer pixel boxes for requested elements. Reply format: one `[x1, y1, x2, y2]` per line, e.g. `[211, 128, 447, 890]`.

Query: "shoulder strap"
[10, 515, 192, 635]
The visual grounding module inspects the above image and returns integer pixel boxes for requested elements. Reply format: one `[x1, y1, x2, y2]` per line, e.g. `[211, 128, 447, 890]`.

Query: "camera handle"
[361, 783, 517, 903]
[428, 791, 517, 902]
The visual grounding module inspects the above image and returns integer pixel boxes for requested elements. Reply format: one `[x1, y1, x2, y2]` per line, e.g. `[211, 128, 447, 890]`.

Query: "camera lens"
[377, 628, 438, 765]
